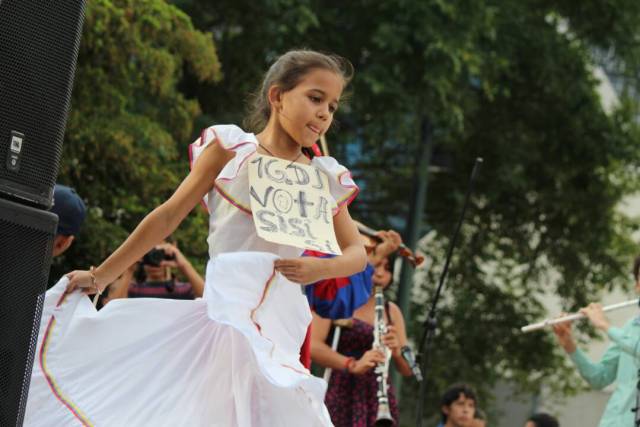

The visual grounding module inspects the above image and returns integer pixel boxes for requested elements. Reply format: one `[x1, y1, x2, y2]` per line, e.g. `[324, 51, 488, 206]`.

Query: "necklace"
[258, 142, 303, 167]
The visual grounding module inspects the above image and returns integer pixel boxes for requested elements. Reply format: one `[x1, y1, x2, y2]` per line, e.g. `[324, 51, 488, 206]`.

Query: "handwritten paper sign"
[248, 154, 341, 255]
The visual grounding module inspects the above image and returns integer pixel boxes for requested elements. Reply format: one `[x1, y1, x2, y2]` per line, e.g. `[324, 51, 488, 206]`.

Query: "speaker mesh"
[0, 0, 86, 207]
[0, 199, 56, 427]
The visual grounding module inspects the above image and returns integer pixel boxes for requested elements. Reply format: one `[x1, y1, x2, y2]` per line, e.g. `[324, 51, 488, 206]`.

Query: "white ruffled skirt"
[24, 252, 332, 427]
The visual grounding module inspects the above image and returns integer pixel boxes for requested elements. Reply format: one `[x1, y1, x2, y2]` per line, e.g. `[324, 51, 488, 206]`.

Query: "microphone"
[400, 345, 423, 382]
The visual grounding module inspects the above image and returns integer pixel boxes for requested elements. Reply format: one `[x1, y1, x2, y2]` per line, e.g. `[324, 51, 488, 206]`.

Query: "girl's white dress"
[24, 125, 358, 427]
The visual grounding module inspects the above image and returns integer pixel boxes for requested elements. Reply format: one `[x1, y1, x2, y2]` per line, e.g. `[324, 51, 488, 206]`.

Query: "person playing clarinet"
[553, 255, 640, 427]
[311, 229, 414, 426]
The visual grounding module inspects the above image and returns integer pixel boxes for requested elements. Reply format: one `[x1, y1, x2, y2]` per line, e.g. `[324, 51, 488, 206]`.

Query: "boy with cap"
[50, 184, 86, 257]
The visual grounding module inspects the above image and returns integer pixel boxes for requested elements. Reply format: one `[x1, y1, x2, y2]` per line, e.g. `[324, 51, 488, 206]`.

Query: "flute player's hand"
[552, 314, 577, 354]
[580, 303, 611, 331]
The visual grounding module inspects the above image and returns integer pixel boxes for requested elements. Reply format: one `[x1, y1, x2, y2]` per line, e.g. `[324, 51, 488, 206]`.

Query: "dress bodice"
[189, 124, 359, 260]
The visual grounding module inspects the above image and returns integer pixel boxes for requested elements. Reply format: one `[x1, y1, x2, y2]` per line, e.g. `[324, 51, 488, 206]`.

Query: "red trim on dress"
[250, 269, 312, 376]
[39, 294, 93, 426]
[213, 183, 252, 216]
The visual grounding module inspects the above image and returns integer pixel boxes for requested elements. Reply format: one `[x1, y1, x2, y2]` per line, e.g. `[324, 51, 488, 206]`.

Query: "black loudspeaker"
[0, 0, 86, 208]
[0, 198, 57, 427]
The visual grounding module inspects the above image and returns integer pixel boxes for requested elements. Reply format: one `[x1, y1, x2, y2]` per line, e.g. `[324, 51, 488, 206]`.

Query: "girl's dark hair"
[386, 252, 398, 277]
[244, 49, 354, 134]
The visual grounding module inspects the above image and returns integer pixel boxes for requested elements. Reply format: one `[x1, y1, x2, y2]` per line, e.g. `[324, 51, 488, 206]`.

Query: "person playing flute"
[553, 255, 640, 427]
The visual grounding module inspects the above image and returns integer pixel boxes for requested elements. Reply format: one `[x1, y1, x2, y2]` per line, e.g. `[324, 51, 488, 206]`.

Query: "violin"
[356, 223, 425, 267]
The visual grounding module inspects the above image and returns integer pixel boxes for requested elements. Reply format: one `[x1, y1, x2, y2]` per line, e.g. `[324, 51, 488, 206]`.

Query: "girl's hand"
[349, 349, 386, 375]
[580, 303, 610, 331]
[382, 325, 401, 354]
[274, 257, 325, 285]
[66, 270, 105, 295]
[374, 230, 402, 258]
[552, 314, 576, 353]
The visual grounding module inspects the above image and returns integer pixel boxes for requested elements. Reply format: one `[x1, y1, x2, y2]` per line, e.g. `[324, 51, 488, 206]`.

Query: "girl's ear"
[267, 85, 282, 111]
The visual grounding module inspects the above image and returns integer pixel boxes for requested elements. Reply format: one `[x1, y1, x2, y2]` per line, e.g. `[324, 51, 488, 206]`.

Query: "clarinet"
[373, 285, 394, 426]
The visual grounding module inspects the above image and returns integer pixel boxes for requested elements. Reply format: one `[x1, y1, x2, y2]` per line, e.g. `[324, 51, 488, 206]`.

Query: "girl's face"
[275, 68, 343, 148]
[373, 258, 392, 288]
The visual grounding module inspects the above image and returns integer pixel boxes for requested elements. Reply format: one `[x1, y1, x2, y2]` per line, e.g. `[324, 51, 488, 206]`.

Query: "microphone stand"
[415, 158, 483, 427]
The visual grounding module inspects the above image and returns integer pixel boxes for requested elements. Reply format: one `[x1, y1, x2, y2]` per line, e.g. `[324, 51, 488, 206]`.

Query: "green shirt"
[569, 316, 640, 427]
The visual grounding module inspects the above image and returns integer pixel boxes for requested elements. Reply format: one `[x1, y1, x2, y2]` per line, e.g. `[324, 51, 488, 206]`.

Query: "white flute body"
[521, 299, 639, 333]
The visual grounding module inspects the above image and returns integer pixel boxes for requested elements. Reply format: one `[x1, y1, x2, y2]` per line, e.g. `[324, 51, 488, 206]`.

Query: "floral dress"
[324, 318, 399, 427]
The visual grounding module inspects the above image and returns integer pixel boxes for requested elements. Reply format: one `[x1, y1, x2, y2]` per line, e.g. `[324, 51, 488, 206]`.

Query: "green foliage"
[52, 0, 220, 281]
[172, 0, 640, 422]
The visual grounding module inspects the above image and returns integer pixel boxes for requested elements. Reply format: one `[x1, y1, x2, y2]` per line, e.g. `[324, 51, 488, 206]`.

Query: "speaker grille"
[0, 199, 56, 426]
[0, 0, 86, 207]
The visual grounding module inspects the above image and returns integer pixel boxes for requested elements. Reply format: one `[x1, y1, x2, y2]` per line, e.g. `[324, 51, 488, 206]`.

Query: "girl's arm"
[367, 230, 402, 266]
[67, 140, 235, 292]
[325, 206, 368, 277]
[310, 313, 352, 370]
[274, 206, 367, 284]
[385, 303, 413, 377]
[104, 263, 136, 300]
[310, 312, 385, 374]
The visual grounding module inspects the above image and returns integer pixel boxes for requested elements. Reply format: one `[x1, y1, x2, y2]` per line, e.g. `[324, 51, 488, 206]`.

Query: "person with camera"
[107, 241, 204, 301]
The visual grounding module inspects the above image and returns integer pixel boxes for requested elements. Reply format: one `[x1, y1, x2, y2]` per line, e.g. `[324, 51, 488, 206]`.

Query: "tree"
[177, 0, 640, 422]
[51, 0, 221, 282]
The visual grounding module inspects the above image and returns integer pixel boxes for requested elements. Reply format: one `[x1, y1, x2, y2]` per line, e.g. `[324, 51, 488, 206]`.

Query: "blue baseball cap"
[51, 184, 86, 236]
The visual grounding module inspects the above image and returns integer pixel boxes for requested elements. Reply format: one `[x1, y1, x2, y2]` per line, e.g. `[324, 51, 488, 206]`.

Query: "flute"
[521, 299, 639, 333]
